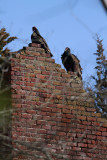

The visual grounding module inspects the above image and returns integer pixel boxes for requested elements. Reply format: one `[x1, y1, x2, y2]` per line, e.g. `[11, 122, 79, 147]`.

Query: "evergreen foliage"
[0, 27, 17, 56]
[92, 37, 107, 118]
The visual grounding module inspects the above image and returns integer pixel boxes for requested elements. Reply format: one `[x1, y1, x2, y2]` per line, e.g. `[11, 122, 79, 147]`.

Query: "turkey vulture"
[31, 27, 53, 57]
[61, 47, 82, 79]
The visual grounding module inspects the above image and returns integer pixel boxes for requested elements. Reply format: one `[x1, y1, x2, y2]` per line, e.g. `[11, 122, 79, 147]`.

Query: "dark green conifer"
[92, 37, 107, 118]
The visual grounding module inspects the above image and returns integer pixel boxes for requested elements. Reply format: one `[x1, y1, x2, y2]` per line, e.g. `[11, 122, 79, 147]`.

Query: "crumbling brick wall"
[11, 43, 107, 160]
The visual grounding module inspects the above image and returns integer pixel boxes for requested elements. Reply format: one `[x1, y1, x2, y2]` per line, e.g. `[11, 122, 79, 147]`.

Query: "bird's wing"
[72, 54, 82, 71]
[35, 28, 41, 37]
[71, 54, 80, 63]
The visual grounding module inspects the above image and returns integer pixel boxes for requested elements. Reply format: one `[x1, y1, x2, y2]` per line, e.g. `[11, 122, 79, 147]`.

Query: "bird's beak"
[65, 48, 67, 51]
[65, 48, 68, 52]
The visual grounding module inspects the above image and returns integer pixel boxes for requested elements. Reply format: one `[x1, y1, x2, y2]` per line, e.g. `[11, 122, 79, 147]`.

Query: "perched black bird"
[31, 27, 53, 57]
[61, 47, 82, 79]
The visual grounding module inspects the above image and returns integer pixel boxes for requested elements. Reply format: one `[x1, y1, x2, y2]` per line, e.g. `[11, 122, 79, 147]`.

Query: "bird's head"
[65, 47, 70, 54]
[32, 26, 37, 32]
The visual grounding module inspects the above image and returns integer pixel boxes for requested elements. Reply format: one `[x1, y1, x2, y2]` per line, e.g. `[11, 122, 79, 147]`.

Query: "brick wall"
[11, 43, 107, 160]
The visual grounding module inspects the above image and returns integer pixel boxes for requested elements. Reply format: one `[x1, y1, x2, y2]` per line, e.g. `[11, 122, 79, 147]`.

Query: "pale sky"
[0, 0, 107, 82]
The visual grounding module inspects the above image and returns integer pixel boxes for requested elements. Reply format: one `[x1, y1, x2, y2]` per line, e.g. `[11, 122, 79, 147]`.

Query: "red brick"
[98, 146, 107, 150]
[77, 116, 86, 121]
[22, 113, 32, 119]
[73, 128, 82, 133]
[83, 139, 91, 144]
[43, 116, 52, 121]
[16, 127, 26, 132]
[73, 147, 81, 151]
[57, 123, 66, 127]
[37, 57, 46, 61]
[40, 111, 47, 116]
[36, 74, 45, 79]
[77, 133, 86, 138]
[88, 144, 96, 148]
[42, 125, 51, 130]
[16, 104, 21, 108]
[11, 44, 107, 159]
[72, 156, 83, 159]
[27, 137, 35, 142]
[86, 108, 96, 112]
[102, 132, 107, 136]
[55, 86, 63, 90]
[87, 117, 96, 122]
[36, 120, 46, 125]
[92, 131, 101, 136]
[92, 122, 101, 126]
[56, 104, 66, 108]
[41, 107, 51, 112]
[42, 71, 51, 75]
[46, 112, 57, 117]
[29, 43, 41, 47]
[91, 140, 96, 145]
[58, 132, 66, 136]
[63, 109, 71, 114]
[12, 67, 20, 71]
[78, 143, 87, 148]
[52, 72, 61, 77]
[26, 110, 37, 114]
[52, 117, 61, 122]
[82, 121, 91, 125]
[61, 118, 71, 123]
[52, 108, 61, 113]
[26, 82, 35, 87]
[65, 114, 73, 119]
[48, 121, 56, 126]
[98, 127, 106, 132]
[87, 135, 96, 139]
[45, 58, 55, 63]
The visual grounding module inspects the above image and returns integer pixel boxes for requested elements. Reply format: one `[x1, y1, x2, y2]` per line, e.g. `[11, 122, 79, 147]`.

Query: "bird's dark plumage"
[31, 27, 53, 57]
[61, 47, 82, 79]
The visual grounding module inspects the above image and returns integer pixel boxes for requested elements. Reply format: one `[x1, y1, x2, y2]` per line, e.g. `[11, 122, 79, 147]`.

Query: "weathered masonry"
[11, 43, 107, 160]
